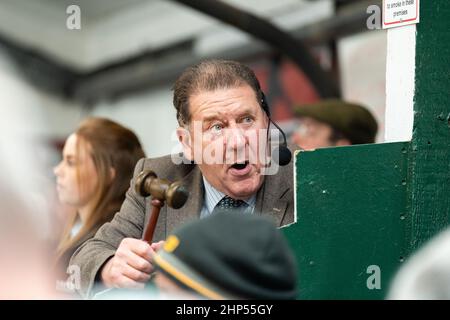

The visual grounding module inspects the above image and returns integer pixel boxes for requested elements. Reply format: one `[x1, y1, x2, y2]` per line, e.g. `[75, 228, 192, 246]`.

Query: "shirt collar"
[202, 177, 256, 214]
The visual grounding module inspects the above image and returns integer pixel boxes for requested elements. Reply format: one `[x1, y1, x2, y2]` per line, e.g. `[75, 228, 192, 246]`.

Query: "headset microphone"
[260, 91, 292, 166]
[269, 119, 292, 166]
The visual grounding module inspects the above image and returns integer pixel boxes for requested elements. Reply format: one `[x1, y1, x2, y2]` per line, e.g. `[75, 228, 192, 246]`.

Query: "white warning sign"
[383, 0, 420, 29]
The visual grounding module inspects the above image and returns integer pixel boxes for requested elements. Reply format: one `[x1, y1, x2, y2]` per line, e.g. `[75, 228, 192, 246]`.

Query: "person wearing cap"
[70, 59, 296, 298]
[153, 212, 298, 300]
[291, 99, 378, 150]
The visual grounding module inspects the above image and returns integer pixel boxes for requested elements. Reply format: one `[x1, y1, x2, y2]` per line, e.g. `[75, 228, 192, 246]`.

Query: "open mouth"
[229, 160, 252, 177]
[230, 161, 249, 170]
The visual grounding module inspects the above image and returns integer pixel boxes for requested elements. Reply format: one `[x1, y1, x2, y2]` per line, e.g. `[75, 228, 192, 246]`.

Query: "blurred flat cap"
[294, 99, 378, 144]
[153, 212, 298, 299]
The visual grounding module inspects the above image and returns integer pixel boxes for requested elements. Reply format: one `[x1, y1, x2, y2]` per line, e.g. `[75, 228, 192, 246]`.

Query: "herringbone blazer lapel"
[255, 159, 294, 227]
[255, 176, 289, 227]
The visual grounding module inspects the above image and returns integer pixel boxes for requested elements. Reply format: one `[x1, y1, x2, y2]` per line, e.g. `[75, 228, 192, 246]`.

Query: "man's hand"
[100, 238, 164, 289]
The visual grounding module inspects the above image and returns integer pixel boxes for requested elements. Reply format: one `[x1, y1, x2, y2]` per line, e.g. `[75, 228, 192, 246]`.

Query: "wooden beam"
[171, 0, 340, 98]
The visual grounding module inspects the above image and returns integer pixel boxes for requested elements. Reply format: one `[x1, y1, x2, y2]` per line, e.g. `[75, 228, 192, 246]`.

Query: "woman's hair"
[55, 117, 145, 265]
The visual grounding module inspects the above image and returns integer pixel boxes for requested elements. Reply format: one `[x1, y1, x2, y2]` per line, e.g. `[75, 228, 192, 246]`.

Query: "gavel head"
[135, 170, 189, 209]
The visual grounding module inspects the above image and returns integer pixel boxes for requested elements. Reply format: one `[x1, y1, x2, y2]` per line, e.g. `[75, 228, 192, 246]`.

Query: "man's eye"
[242, 117, 253, 124]
[210, 124, 223, 133]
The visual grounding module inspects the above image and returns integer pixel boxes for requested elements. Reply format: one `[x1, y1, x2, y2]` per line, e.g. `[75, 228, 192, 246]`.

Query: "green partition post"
[282, 0, 450, 299]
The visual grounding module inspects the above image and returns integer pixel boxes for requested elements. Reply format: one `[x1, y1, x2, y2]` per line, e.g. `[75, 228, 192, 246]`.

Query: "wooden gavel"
[135, 170, 189, 243]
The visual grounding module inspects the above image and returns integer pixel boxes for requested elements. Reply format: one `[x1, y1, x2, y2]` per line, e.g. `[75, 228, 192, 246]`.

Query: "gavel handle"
[142, 201, 163, 244]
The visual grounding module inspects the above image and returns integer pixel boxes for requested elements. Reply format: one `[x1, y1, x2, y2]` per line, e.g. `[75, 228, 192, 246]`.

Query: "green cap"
[294, 99, 378, 144]
[153, 212, 298, 300]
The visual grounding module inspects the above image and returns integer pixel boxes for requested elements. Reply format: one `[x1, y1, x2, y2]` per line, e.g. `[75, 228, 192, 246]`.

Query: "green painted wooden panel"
[281, 1, 450, 300]
[283, 142, 410, 299]
[409, 0, 450, 250]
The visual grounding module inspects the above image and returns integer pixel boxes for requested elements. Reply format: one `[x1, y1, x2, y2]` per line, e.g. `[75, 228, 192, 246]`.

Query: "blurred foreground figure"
[153, 212, 298, 299]
[388, 228, 450, 300]
[0, 51, 58, 299]
[0, 190, 57, 299]
[291, 99, 378, 150]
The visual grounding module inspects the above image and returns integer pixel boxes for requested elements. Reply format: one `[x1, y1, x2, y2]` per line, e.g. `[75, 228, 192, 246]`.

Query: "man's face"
[291, 116, 350, 150]
[177, 85, 269, 200]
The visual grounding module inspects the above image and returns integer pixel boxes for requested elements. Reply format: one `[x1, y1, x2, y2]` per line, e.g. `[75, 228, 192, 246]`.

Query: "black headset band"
[259, 91, 271, 117]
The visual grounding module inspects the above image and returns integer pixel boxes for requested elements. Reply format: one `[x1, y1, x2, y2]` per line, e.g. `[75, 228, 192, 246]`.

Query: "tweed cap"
[294, 99, 378, 144]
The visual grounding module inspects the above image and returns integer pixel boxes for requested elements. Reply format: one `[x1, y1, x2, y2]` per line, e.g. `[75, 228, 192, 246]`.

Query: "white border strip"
[384, 24, 416, 142]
